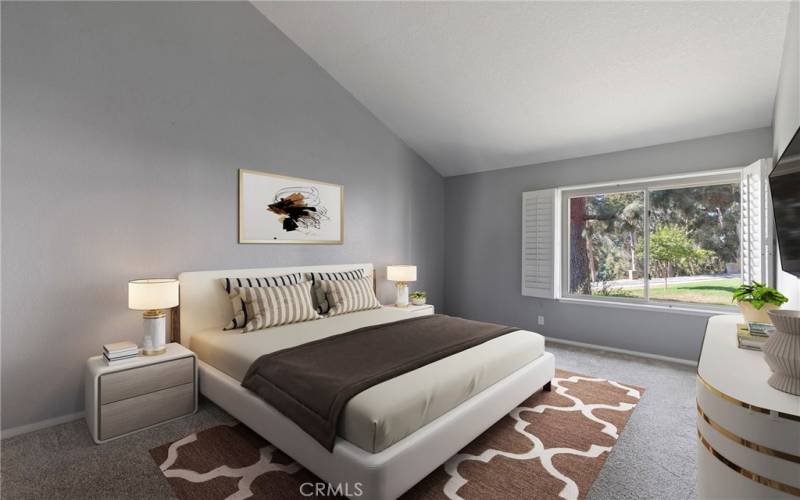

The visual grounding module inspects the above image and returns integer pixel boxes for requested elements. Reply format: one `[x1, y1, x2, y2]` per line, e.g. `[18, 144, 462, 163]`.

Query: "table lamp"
[387, 265, 417, 307]
[128, 278, 179, 355]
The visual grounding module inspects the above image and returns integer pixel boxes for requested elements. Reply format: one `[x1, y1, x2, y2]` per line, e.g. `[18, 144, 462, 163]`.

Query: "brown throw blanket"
[241, 314, 518, 451]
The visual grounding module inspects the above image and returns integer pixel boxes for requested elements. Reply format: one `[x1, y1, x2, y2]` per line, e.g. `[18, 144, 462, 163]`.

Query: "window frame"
[558, 169, 743, 313]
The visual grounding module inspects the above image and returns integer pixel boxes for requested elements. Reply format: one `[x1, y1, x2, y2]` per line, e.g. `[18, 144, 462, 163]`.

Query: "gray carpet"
[0, 342, 697, 500]
[551, 342, 697, 500]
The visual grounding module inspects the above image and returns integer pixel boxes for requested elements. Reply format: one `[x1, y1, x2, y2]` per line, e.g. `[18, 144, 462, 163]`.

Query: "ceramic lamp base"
[142, 310, 167, 356]
[395, 283, 409, 307]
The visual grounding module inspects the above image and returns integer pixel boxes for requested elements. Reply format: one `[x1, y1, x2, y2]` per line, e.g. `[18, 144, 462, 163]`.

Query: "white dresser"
[697, 315, 800, 498]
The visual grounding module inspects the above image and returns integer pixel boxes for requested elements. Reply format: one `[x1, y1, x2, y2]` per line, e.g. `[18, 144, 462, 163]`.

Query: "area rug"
[150, 369, 643, 500]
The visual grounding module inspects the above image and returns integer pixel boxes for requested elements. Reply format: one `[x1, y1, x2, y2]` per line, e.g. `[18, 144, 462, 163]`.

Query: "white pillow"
[307, 268, 366, 314]
[320, 276, 381, 316]
[239, 281, 319, 333]
[220, 273, 304, 330]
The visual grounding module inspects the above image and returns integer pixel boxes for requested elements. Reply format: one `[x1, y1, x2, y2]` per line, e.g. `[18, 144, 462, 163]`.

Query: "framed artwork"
[238, 169, 343, 244]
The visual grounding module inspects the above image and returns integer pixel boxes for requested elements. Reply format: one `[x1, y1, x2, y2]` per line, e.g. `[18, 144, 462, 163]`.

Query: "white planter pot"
[737, 302, 778, 324]
[411, 297, 427, 306]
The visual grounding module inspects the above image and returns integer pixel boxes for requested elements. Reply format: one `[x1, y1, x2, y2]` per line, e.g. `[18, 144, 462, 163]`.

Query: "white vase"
[764, 310, 800, 395]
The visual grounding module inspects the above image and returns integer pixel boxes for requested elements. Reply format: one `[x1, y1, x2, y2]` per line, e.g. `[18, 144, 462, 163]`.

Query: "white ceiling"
[255, 1, 791, 177]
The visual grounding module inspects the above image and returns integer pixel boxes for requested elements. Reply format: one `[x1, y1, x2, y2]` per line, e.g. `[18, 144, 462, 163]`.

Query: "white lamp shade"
[128, 279, 179, 310]
[387, 265, 417, 282]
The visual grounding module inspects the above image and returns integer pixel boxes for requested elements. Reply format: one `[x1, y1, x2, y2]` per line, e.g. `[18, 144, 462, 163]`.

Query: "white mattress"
[191, 307, 545, 452]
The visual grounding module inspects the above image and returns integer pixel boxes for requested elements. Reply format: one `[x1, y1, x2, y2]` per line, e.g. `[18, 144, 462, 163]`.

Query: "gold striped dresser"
[697, 315, 800, 498]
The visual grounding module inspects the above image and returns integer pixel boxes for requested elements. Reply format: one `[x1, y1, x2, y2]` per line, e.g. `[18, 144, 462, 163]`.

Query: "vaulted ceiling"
[255, 1, 791, 177]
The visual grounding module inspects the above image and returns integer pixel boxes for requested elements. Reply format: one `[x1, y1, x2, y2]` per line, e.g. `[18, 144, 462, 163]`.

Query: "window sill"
[557, 296, 737, 317]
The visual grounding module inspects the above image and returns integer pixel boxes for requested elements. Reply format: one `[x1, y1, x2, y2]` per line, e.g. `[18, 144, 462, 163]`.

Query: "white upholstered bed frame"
[178, 263, 555, 500]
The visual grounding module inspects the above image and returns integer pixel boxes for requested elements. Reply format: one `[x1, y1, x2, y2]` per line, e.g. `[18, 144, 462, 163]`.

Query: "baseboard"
[1, 411, 85, 440]
[545, 336, 697, 367]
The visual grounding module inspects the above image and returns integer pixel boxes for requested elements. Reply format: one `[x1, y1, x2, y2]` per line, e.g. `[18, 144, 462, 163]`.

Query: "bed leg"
[543, 381, 552, 392]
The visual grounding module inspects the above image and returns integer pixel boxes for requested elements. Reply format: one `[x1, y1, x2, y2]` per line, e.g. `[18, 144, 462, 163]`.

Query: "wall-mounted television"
[769, 125, 800, 277]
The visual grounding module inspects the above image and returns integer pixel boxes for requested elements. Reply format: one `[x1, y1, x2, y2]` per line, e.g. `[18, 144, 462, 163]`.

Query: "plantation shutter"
[740, 158, 774, 285]
[522, 189, 559, 298]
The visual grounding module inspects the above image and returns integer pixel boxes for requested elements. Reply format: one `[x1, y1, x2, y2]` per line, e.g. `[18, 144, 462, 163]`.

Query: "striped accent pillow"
[220, 273, 304, 330]
[320, 276, 381, 316]
[308, 269, 366, 314]
[308, 269, 365, 283]
[239, 281, 319, 333]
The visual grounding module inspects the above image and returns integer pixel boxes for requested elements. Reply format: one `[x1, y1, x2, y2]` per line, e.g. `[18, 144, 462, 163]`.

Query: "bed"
[178, 263, 555, 499]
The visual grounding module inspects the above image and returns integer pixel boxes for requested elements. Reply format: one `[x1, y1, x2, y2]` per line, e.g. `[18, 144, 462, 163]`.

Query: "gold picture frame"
[238, 168, 344, 244]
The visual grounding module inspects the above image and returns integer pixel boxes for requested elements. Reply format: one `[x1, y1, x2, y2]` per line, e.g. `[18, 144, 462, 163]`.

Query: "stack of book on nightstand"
[103, 341, 139, 365]
[736, 322, 774, 351]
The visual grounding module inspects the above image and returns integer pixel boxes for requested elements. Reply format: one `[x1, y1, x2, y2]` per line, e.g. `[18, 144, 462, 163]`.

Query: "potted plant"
[732, 281, 788, 324]
[409, 290, 427, 306]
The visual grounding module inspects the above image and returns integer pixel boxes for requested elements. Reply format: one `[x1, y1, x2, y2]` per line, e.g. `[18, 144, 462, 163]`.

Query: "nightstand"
[384, 304, 435, 317]
[85, 343, 197, 443]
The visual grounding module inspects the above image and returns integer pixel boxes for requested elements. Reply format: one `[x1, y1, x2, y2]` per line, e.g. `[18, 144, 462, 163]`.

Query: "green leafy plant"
[732, 282, 788, 310]
[409, 291, 426, 300]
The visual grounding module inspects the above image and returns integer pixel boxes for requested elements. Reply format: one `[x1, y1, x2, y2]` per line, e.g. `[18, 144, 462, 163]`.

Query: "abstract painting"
[238, 169, 343, 244]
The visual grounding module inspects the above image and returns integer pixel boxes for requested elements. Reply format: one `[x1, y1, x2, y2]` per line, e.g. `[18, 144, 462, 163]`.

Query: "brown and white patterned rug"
[150, 370, 643, 500]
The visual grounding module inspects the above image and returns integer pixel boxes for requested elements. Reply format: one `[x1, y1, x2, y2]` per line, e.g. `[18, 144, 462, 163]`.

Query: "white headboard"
[177, 263, 374, 347]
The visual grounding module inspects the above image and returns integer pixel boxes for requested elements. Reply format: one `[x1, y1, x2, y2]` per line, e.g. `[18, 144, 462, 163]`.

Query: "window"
[565, 190, 646, 299]
[564, 175, 742, 307]
[557, 167, 770, 309]
[646, 183, 740, 305]
[521, 161, 772, 309]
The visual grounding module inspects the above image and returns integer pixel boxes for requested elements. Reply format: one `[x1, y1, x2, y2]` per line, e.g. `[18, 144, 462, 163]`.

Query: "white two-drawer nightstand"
[85, 343, 197, 443]
[383, 304, 435, 317]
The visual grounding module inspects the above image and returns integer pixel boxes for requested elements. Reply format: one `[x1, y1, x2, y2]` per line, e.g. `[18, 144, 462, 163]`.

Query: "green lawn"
[596, 278, 741, 305]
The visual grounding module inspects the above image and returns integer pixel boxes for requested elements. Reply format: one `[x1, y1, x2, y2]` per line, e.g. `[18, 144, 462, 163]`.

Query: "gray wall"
[443, 128, 773, 362]
[1, 2, 444, 430]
